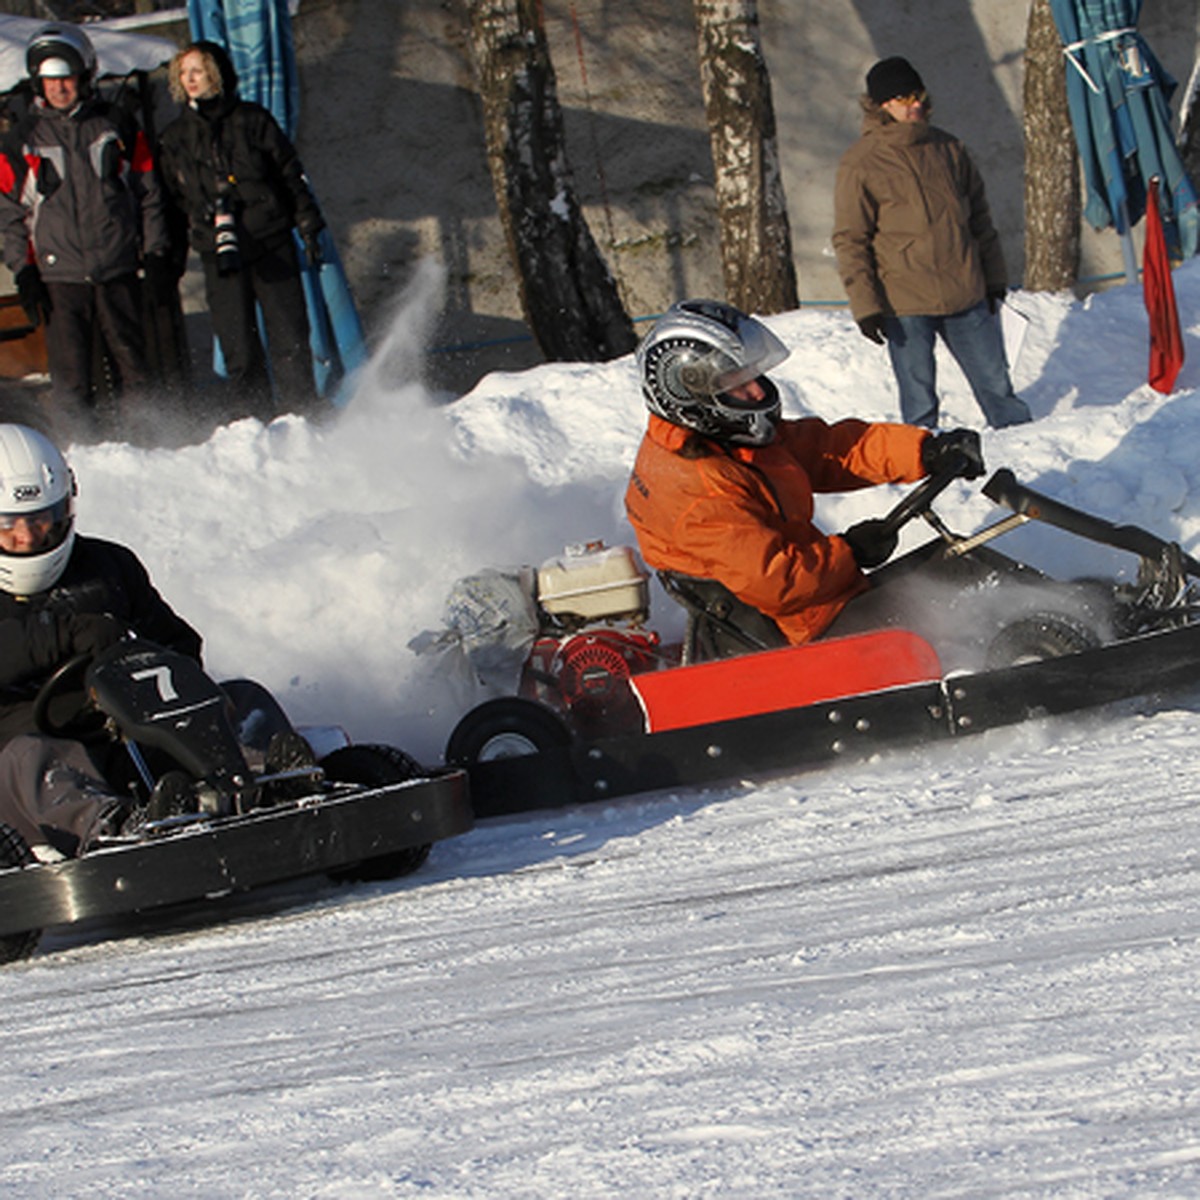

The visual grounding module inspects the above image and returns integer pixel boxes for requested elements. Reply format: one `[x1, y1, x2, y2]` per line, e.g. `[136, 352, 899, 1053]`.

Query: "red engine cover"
[520, 628, 661, 735]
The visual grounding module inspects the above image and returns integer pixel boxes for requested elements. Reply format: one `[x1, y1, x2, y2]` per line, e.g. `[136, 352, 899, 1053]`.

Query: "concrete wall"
[767, 0, 1200, 303]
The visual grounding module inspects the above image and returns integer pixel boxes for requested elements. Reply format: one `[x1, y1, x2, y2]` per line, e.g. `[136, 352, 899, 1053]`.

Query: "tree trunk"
[692, 0, 797, 314]
[1181, 62, 1200, 193]
[1023, 0, 1081, 291]
[466, 0, 636, 361]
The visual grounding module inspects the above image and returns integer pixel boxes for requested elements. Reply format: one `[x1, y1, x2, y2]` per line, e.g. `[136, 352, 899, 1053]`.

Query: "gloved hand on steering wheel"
[840, 518, 898, 570]
[921, 428, 985, 481]
[66, 612, 127, 658]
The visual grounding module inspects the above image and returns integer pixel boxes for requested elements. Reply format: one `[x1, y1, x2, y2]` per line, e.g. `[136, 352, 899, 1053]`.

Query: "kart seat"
[657, 571, 789, 664]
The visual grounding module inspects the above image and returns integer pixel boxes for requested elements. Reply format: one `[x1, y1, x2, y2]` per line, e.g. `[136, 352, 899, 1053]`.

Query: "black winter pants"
[44, 274, 150, 421]
[201, 236, 316, 420]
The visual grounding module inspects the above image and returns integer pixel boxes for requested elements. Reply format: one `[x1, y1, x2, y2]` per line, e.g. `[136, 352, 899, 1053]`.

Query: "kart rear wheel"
[320, 744, 432, 882]
[444, 698, 572, 765]
[0, 823, 41, 964]
[985, 612, 1102, 670]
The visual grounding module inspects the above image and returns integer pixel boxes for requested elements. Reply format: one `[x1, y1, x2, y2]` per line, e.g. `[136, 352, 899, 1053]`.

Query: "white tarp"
[0, 15, 176, 92]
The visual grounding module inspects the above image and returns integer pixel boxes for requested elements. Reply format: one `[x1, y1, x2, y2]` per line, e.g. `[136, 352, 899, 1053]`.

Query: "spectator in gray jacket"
[0, 23, 173, 441]
[833, 57, 1031, 430]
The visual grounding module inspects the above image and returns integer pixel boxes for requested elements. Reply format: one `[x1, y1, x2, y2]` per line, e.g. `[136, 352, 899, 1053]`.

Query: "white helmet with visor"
[0, 424, 76, 596]
[637, 299, 790, 446]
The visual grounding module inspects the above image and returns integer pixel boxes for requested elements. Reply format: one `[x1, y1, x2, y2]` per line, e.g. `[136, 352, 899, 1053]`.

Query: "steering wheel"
[875, 460, 972, 539]
[32, 652, 109, 742]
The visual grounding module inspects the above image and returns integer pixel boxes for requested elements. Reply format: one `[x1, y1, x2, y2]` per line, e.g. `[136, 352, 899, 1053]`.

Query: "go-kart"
[0, 639, 473, 963]
[441, 465, 1200, 817]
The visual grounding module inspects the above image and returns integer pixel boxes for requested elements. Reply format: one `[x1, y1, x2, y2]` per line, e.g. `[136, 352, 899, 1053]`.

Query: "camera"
[213, 185, 240, 275]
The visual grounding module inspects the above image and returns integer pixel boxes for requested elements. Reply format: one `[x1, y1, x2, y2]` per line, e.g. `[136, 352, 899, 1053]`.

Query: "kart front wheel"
[320, 744, 432, 882]
[0, 823, 41, 965]
[444, 698, 572, 765]
[985, 612, 1102, 669]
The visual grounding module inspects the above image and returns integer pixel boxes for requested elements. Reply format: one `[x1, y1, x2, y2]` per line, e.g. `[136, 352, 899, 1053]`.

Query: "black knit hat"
[866, 57, 925, 104]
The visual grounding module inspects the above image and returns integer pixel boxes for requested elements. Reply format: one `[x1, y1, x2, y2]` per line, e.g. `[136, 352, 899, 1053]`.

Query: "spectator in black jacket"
[0, 424, 202, 856]
[158, 41, 325, 420]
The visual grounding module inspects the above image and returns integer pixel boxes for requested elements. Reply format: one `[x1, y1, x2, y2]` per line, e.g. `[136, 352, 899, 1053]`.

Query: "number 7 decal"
[131, 665, 179, 702]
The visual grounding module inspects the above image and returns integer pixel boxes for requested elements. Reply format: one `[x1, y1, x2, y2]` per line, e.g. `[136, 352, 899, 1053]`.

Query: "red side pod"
[630, 631, 944, 733]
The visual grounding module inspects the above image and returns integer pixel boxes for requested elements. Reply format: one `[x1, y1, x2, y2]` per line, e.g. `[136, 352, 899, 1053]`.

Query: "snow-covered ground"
[3, 259, 1200, 1195]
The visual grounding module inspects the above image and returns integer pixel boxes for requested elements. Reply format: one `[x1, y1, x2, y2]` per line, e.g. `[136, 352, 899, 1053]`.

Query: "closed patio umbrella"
[1049, 0, 1198, 269]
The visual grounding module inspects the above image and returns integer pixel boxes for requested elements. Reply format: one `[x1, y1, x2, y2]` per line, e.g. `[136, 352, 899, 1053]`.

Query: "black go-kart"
[0, 639, 473, 963]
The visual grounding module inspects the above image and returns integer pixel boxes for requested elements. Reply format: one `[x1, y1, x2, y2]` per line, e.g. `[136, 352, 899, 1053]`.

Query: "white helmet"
[26, 23, 97, 93]
[637, 299, 790, 446]
[0, 424, 76, 596]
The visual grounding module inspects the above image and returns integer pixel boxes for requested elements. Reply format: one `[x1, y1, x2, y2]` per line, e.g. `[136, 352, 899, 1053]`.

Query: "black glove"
[986, 288, 1006, 314]
[840, 519, 898, 570]
[15, 264, 51, 327]
[857, 313, 887, 344]
[67, 612, 127, 658]
[921, 428, 985, 480]
[142, 253, 177, 305]
[298, 221, 325, 268]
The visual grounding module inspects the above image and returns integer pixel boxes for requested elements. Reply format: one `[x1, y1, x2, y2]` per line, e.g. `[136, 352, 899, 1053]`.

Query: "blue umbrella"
[1048, 0, 1198, 263]
[186, 0, 367, 402]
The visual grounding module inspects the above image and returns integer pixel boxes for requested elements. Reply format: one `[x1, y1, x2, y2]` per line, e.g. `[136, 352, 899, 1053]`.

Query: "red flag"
[1144, 176, 1184, 394]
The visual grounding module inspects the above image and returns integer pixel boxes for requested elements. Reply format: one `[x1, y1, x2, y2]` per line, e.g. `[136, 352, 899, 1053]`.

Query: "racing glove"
[856, 313, 887, 344]
[15, 264, 51, 327]
[921, 428, 985, 480]
[840, 519, 898, 570]
[67, 612, 127, 658]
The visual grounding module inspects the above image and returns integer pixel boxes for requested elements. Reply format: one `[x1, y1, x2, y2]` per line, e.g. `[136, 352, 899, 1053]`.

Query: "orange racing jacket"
[625, 414, 930, 644]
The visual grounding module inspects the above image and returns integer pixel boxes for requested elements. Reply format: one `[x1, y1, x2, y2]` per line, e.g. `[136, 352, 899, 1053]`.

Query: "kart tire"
[0, 823, 41, 964]
[985, 612, 1102, 670]
[320, 744, 432, 883]
[444, 698, 572, 765]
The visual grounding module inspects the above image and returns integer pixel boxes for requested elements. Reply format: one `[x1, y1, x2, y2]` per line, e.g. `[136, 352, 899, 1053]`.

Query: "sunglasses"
[889, 91, 928, 107]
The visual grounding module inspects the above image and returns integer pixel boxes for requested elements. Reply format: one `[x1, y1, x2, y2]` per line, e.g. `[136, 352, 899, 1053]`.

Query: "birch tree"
[467, 0, 636, 360]
[1023, 0, 1081, 290]
[693, 0, 797, 313]
[1180, 61, 1200, 190]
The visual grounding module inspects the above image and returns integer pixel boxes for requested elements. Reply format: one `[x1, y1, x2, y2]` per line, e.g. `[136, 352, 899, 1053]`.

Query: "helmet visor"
[0, 497, 73, 555]
[710, 316, 790, 396]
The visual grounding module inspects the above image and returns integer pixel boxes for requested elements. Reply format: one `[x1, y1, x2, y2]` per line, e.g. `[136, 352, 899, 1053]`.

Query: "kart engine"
[521, 541, 665, 734]
[521, 628, 662, 735]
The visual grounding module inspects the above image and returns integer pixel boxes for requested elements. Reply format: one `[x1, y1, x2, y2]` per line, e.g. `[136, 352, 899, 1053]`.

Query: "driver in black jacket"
[0, 424, 202, 856]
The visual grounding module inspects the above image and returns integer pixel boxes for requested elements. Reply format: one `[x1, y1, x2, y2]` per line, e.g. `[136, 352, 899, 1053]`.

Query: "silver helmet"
[26, 23, 97, 93]
[637, 299, 790, 446]
[0, 424, 76, 596]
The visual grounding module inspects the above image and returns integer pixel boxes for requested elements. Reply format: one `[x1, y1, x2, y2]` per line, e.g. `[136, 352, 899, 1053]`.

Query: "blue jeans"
[885, 301, 1032, 429]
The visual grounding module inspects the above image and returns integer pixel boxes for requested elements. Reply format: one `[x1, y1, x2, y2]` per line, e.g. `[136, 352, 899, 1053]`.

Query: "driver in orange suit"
[624, 300, 984, 646]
